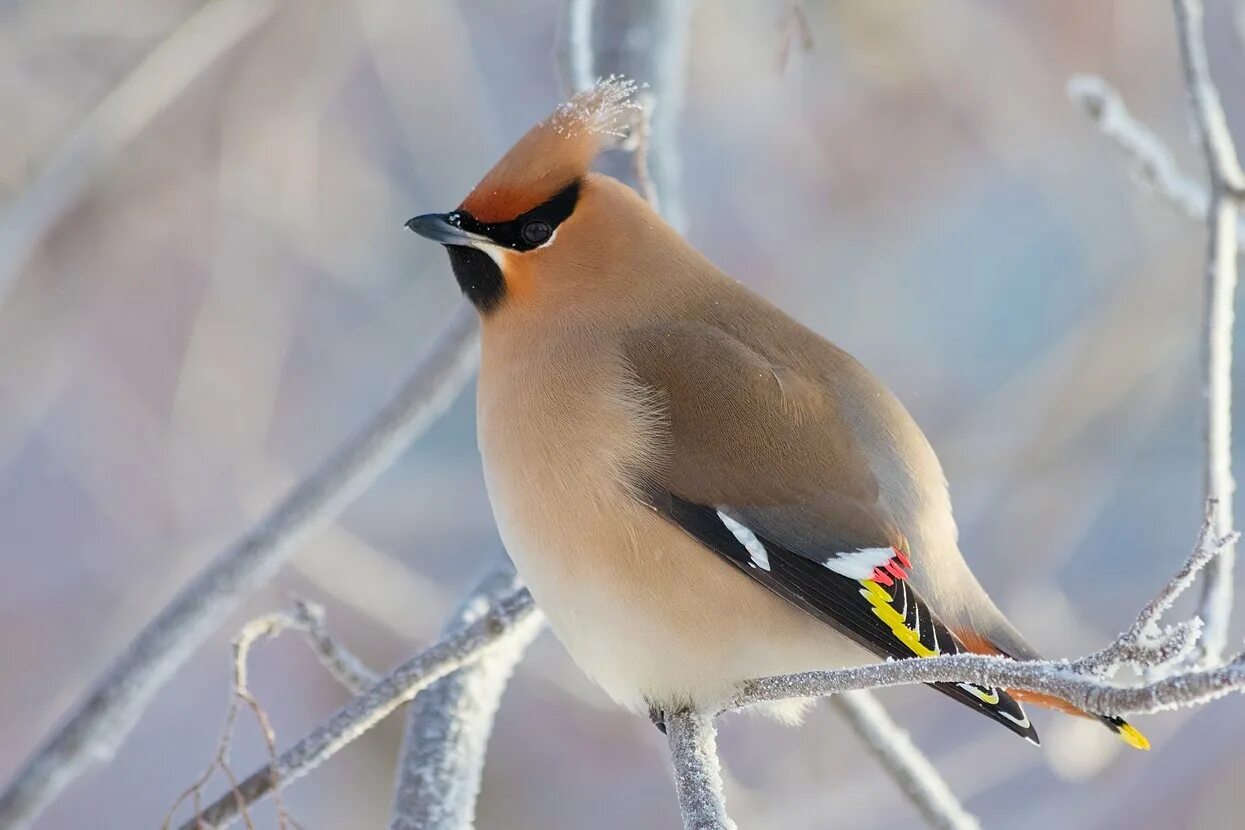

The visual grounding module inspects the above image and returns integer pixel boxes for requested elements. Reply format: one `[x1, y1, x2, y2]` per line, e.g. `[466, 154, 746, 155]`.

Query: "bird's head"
[407, 77, 675, 317]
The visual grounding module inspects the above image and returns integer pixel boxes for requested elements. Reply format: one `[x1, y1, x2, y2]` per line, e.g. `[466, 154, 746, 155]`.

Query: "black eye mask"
[449, 179, 580, 251]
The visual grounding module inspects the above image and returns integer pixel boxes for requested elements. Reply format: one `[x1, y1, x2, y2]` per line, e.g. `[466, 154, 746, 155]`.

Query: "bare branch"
[0, 309, 480, 830]
[1172, 0, 1245, 664]
[665, 711, 736, 830]
[734, 521, 1245, 713]
[1073, 502, 1233, 676]
[0, 0, 279, 308]
[388, 565, 543, 830]
[289, 598, 380, 695]
[831, 692, 980, 830]
[734, 651, 1245, 716]
[175, 587, 536, 830]
[1067, 75, 1245, 245]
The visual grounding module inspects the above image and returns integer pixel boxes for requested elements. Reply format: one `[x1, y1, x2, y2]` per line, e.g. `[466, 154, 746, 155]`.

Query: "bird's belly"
[485, 464, 872, 713]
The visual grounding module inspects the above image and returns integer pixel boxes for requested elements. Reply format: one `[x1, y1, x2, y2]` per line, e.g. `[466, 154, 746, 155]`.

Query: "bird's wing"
[623, 321, 1038, 742]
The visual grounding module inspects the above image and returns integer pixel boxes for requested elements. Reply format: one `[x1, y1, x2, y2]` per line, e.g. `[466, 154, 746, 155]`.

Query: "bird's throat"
[446, 246, 505, 313]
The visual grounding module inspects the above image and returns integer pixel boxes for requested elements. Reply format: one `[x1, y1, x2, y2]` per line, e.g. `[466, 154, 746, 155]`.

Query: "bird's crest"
[460, 76, 641, 223]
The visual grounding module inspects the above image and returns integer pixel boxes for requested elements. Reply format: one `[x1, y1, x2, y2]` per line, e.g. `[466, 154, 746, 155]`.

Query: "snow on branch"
[162, 598, 379, 829]
[732, 512, 1242, 714]
[173, 586, 537, 830]
[1172, 0, 1245, 664]
[665, 711, 737, 830]
[1067, 74, 1245, 247]
[0, 308, 480, 830]
[387, 565, 544, 830]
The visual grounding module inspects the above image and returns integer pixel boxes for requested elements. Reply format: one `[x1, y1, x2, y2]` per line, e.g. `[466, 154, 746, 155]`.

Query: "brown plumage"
[406, 78, 1148, 749]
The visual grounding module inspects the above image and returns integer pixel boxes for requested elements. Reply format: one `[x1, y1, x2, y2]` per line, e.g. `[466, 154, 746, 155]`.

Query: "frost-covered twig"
[1172, 0, 1245, 664]
[387, 565, 543, 830]
[162, 601, 372, 830]
[175, 587, 536, 830]
[1072, 502, 1233, 676]
[831, 692, 980, 830]
[0, 0, 278, 309]
[0, 309, 479, 830]
[1067, 75, 1214, 227]
[734, 523, 1245, 713]
[666, 711, 736, 830]
[289, 598, 380, 695]
[734, 650, 1245, 716]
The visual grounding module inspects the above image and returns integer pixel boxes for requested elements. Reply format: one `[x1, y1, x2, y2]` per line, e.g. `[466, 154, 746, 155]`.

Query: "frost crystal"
[547, 74, 644, 138]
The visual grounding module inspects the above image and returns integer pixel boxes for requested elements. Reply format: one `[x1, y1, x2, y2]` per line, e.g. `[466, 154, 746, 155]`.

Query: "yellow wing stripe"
[859, 579, 938, 658]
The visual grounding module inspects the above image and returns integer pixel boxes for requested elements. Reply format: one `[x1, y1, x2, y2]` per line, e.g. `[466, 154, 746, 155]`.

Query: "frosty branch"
[172, 586, 538, 830]
[1172, 0, 1244, 664]
[0, 308, 480, 830]
[731, 510, 1242, 714]
[387, 564, 544, 830]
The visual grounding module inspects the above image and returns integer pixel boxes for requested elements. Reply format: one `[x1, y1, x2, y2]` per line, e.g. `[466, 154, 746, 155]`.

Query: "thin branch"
[1072, 502, 1231, 676]
[387, 564, 543, 830]
[665, 711, 736, 830]
[288, 598, 380, 695]
[176, 587, 537, 830]
[1172, 0, 1245, 665]
[0, 309, 480, 830]
[0, 0, 279, 309]
[1067, 75, 1245, 245]
[734, 649, 1245, 715]
[163, 597, 378, 829]
[734, 517, 1244, 713]
[830, 692, 980, 830]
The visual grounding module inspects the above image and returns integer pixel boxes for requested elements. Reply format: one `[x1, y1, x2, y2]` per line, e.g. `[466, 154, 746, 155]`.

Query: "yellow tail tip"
[1116, 722, 1151, 751]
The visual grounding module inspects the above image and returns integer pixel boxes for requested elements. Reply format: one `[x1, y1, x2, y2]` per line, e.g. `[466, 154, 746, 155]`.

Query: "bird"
[405, 77, 1148, 750]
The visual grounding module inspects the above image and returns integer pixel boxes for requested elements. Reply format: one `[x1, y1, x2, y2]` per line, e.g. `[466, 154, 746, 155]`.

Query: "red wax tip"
[872, 568, 894, 586]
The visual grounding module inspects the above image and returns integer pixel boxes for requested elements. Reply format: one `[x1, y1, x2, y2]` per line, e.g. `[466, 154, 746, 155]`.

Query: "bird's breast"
[473, 331, 871, 711]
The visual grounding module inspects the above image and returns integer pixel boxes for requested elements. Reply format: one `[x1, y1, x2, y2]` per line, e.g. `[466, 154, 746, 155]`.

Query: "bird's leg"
[648, 705, 667, 734]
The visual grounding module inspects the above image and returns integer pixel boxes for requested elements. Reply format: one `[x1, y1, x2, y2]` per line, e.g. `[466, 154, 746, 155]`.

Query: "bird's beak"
[405, 213, 488, 248]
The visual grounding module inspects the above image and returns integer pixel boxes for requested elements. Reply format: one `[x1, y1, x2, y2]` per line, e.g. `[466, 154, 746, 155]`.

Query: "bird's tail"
[955, 629, 1150, 750]
[1006, 688, 1150, 750]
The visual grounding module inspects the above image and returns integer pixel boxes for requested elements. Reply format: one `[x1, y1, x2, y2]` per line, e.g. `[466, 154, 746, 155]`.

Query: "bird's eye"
[521, 220, 552, 246]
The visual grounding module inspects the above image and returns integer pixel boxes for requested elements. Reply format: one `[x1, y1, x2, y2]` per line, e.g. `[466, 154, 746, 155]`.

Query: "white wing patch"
[822, 547, 896, 580]
[716, 511, 771, 571]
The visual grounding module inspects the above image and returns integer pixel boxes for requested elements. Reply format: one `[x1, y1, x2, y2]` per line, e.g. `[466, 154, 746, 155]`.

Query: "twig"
[163, 598, 376, 829]
[734, 649, 1245, 715]
[387, 565, 544, 830]
[665, 711, 736, 830]
[288, 598, 380, 695]
[830, 692, 981, 830]
[175, 588, 535, 830]
[1072, 502, 1232, 676]
[734, 519, 1245, 713]
[0, 309, 480, 830]
[0, 0, 279, 309]
[1067, 77, 1209, 222]
[1172, 0, 1245, 665]
[1067, 75, 1245, 246]
[166, 613, 298, 830]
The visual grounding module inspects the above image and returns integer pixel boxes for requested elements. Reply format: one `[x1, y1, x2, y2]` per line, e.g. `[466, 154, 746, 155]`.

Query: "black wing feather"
[650, 491, 1040, 745]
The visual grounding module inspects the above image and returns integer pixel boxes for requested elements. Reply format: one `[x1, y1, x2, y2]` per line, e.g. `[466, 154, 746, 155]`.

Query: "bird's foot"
[648, 706, 667, 735]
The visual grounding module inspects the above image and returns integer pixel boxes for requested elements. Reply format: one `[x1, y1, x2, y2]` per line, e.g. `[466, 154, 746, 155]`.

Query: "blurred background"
[3, 1, 1245, 827]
